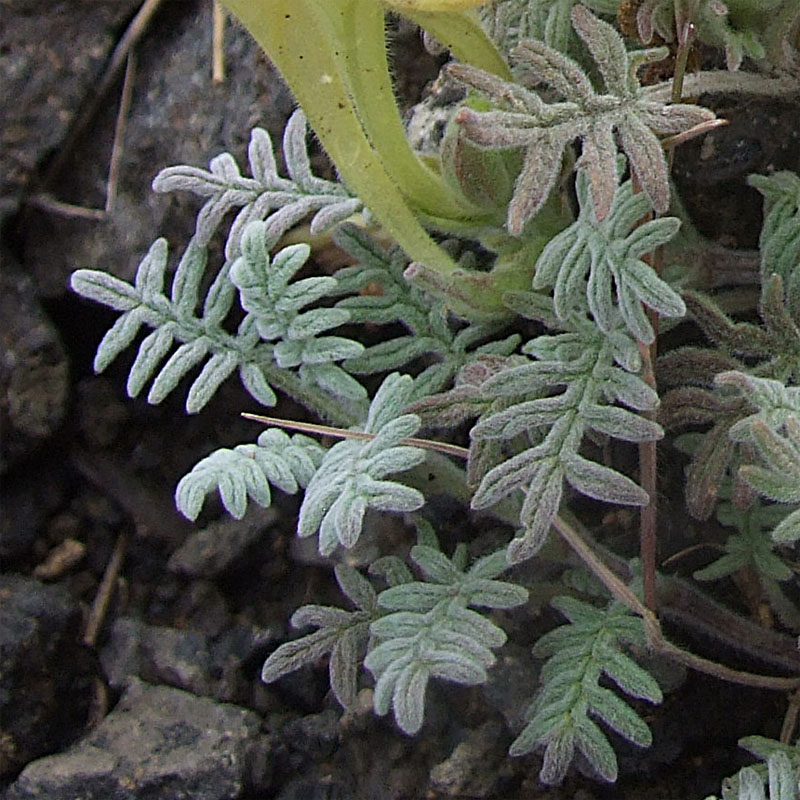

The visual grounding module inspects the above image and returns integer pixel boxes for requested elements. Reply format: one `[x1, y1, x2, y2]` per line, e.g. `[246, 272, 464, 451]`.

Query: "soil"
[1, 2, 798, 799]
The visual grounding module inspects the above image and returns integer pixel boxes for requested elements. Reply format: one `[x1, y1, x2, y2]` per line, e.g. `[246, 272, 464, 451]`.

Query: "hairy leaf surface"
[366, 543, 527, 734]
[510, 595, 661, 784]
[449, 5, 714, 232]
[297, 373, 426, 555]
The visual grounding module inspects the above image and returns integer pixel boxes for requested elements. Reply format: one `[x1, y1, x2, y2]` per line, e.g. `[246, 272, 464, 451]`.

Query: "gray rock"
[0, 575, 98, 776]
[0, 249, 68, 472]
[100, 616, 275, 704]
[280, 710, 340, 764]
[100, 617, 216, 696]
[22, 0, 295, 297]
[0, 0, 142, 222]
[168, 508, 278, 579]
[428, 720, 511, 798]
[4, 679, 272, 800]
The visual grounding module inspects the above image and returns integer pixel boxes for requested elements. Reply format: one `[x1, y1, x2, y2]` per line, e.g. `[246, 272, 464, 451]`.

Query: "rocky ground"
[1, 2, 798, 799]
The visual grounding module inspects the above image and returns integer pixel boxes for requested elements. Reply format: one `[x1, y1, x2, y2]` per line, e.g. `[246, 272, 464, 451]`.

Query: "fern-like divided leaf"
[749, 171, 800, 302]
[72, 238, 278, 412]
[297, 373, 427, 555]
[332, 224, 520, 398]
[716, 372, 800, 544]
[152, 109, 362, 256]
[693, 488, 800, 631]
[261, 564, 379, 709]
[448, 4, 714, 232]
[636, 0, 773, 71]
[709, 739, 800, 800]
[694, 497, 793, 584]
[658, 271, 800, 519]
[533, 162, 685, 344]
[468, 298, 661, 562]
[231, 220, 367, 402]
[175, 428, 325, 521]
[730, 754, 798, 800]
[365, 544, 528, 735]
[480, 0, 619, 55]
[510, 595, 662, 784]
[72, 221, 367, 414]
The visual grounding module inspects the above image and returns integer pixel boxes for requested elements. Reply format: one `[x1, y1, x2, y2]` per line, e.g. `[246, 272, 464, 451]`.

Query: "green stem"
[221, 0, 461, 278]
[260, 360, 366, 427]
[647, 71, 800, 101]
[402, 7, 512, 80]
[331, 0, 483, 220]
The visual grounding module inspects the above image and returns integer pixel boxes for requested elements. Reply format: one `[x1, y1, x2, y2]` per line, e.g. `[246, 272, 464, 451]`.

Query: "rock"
[275, 777, 355, 800]
[4, 679, 272, 800]
[0, 461, 65, 563]
[100, 616, 275, 704]
[74, 378, 130, 449]
[0, 250, 69, 472]
[166, 579, 233, 638]
[280, 709, 340, 765]
[21, 0, 295, 297]
[428, 720, 512, 798]
[480, 643, 541, 733]
[168, 507, 278, 579]
[0, 575, 98, 776]
[0, 0, 142, 222]
[100, 617, 215, 696]
[272, 711, 354, 800]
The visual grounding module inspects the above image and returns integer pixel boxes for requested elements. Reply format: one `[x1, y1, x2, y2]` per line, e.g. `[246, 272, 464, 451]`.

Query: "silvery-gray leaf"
[153, 110, 362, 254]
[93, 308, 148, 373]
[147, 338, 209, 405]
[127, 323, 175, 397]
[449, 6, 715, 230]
[186, 352, 239, 413]
[176, 429, 323, 521]
[512, 594, 660, 783]
[365, 542, 525, 734]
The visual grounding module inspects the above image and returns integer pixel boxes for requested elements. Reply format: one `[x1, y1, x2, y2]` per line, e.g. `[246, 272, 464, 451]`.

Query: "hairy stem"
[647, 71, 800, 102]
[220, 0, 462, 278]
[553, 513, 800, 691]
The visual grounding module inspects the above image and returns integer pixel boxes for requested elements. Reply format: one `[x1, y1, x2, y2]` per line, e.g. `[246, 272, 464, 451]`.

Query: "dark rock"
[0, 250, 69, 472]
[168, 579, 232, 638]
[4, 679, 272, 800]
[0, 0, 142, 222]
[275, 777, 355, 800]
[0, 574, 99, 776]
[673, 95, 800, 248]
[280, 709, 341, 765]
[100, 617, 215, 696]
[428, 720, 512, 798]
[481, 643, 541, 733]
[22, 0, 295, 297]
[100, 615, 272, 702]
[0, 461, 65, 563]
[168, 508, 278, 579]
[210, 622, 278, 703]
[75, 378, 130, 449]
